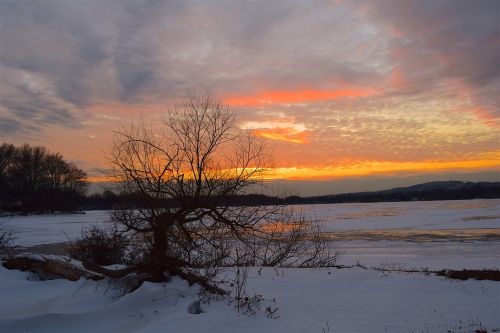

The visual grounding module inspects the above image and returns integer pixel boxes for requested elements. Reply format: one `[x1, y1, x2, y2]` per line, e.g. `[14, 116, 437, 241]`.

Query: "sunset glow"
[87, 155, 500, 184]
[269, 158, 500, 180]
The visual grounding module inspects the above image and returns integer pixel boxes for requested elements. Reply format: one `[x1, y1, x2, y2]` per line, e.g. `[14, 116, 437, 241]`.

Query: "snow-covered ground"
[0, 266, 498, 333]
[1, 199, 499, 332]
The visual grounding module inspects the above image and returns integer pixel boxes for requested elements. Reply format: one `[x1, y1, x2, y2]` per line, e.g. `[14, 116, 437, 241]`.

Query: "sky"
[0, 0, 499, 195]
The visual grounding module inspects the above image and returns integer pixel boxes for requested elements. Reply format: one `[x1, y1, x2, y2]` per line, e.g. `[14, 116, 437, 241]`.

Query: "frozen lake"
[2, 199, 500, 269]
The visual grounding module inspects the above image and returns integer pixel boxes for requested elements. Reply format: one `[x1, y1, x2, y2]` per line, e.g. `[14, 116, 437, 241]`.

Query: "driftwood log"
[2, 256, 104, 281]
[3, 255, 226, 295]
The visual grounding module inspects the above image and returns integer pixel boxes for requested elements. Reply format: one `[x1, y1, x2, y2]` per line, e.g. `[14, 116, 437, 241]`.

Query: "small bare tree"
[85, 92, 339, 293]
[0, 219, 15, 256]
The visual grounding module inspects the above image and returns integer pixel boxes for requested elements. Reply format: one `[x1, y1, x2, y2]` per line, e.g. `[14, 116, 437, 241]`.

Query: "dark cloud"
[1, 0, 379, 103]
[0, 1, 112, 106]
[0, 116, 23, 135]
[0, 68, 81, 134]
[360, 0, 500, 119]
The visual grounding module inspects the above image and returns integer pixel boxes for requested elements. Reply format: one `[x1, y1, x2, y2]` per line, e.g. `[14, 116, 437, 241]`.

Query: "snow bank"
[0, 266, 498, 332]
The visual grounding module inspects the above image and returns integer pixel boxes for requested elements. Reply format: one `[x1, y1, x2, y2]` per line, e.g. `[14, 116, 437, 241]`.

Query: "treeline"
[0, 143, 88, 212]
[81, 192, 284, 210]
[81, 181, 500, 210]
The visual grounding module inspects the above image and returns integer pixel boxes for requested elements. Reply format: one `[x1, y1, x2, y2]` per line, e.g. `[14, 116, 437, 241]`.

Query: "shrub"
[0, 230, 13, 252]
[68, 225, 128, 266]
[0, 220, 15, 256]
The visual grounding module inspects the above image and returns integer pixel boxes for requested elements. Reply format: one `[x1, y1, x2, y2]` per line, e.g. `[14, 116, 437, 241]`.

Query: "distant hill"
[295, 181, 500, 204]
[195, 181, 500, 205]
[83, 181, 500, 209]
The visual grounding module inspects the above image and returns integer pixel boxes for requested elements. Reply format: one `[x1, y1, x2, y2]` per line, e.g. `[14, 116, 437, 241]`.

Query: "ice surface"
[0, 210, 109, 247]
[3, 199, 499, 269]
[4, 199, 500, 246]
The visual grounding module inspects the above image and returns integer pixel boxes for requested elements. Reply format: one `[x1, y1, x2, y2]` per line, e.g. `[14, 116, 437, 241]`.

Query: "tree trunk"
[149, 223, 168, 281]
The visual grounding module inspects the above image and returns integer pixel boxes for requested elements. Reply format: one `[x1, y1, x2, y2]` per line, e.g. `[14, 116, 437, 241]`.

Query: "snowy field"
[1, 199, 499, 332]
[0, 266, 498, 333]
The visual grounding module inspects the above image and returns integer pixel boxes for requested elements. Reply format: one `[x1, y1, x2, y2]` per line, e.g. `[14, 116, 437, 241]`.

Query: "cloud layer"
[0, 0, 498, 179]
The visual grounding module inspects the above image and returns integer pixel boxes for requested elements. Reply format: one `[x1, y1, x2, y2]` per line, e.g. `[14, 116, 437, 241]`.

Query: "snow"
[0, 266, 498, 332]
[1, 199, 499, 332]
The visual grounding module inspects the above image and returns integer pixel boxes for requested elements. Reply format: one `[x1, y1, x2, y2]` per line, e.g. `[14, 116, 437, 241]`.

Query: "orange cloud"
[268, 157, 500, 180]
[471, 106, 498, 128]
[225, 87, 378, 106]
[389, 26, 404, 38]
[254, 127, 311, 144]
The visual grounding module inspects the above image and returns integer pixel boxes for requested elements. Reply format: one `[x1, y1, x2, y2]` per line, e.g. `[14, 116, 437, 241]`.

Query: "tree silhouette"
[88, 93, 340, 292]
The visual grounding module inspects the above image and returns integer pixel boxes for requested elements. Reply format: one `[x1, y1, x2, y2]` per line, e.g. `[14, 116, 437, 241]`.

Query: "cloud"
[0, 0, 498, 179]
[254, 128, 311, 144]
[359, 0, 499, 123]
[0, 0, 384, 135]
[0, 67, 82, 135]
[270, 158, 500, 180]
[0, 116, 24, 135]
[240, 118, 310, 144]
[225, 87, 378, 106]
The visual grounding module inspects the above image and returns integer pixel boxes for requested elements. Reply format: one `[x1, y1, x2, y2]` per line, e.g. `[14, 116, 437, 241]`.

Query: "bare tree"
[87, 92, 339, 293]
[0, 144, 16, 207]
